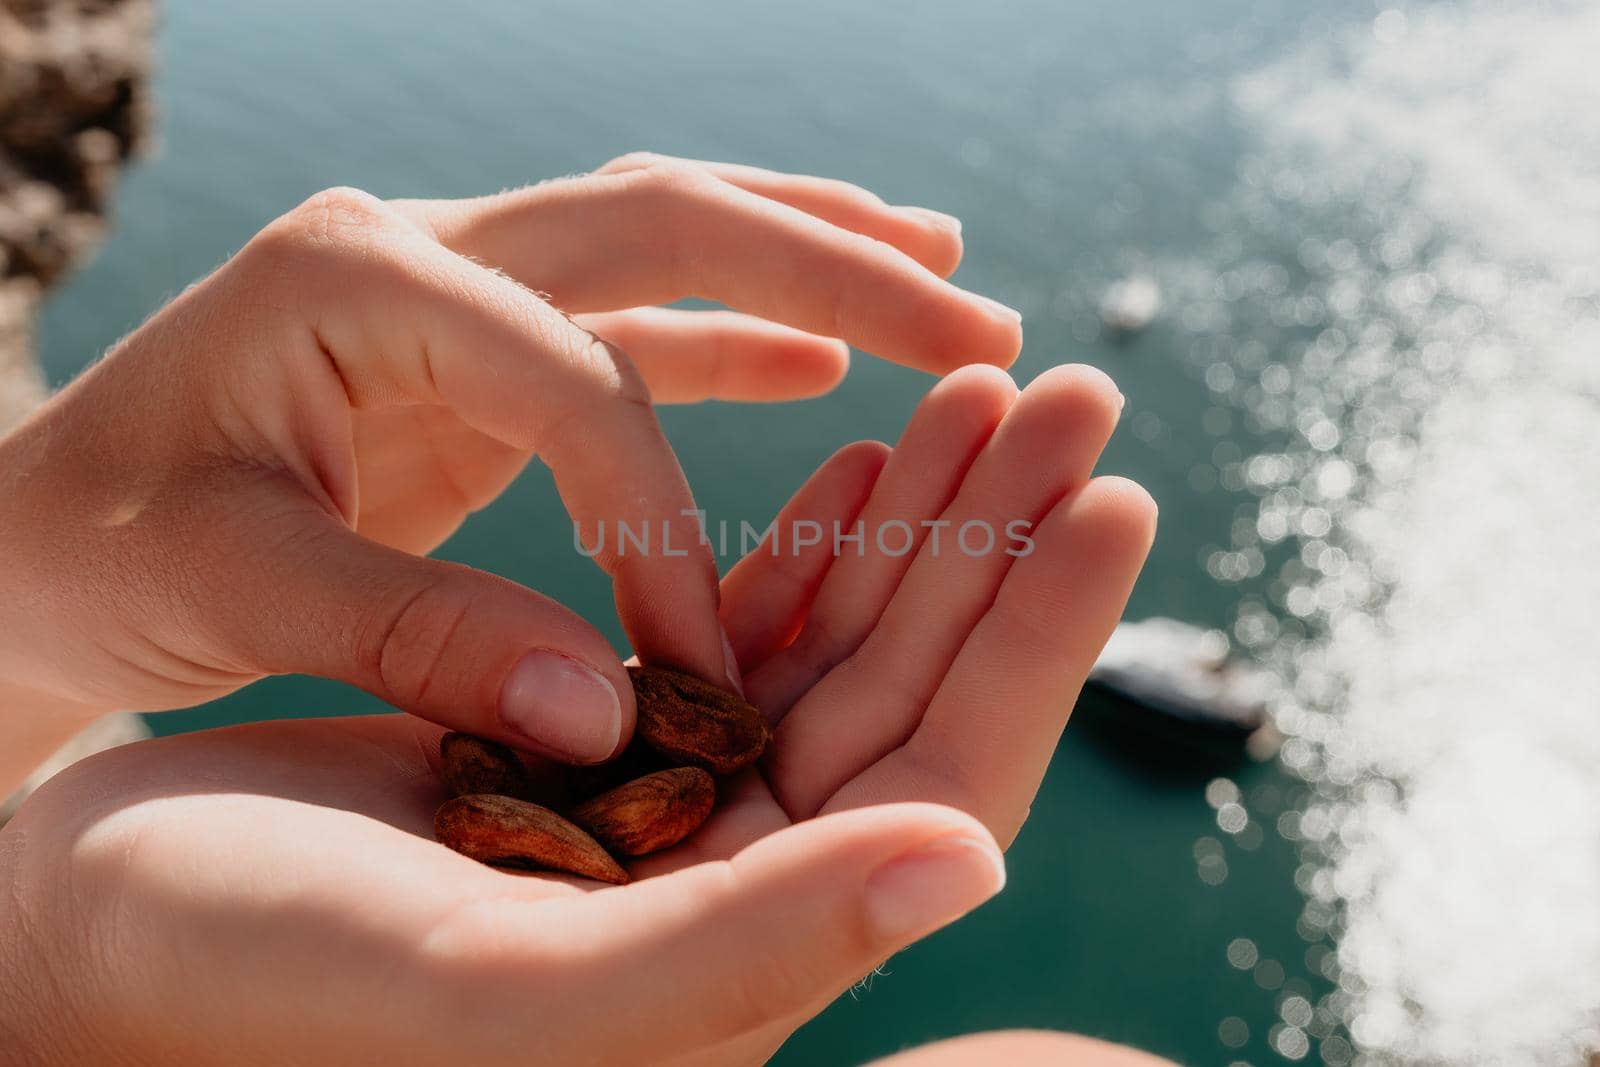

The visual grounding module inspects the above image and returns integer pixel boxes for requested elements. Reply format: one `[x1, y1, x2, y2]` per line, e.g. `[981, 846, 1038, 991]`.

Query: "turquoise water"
[38, 1, 1355, 1062]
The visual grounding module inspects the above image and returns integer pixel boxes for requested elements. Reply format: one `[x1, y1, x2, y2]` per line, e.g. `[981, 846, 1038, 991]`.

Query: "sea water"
[34, 1, 1596, 1062]
[1166, 3, 1600, 1062]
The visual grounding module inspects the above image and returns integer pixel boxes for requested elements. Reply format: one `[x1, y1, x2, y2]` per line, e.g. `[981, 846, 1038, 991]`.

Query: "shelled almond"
[433, 666, 768, 883]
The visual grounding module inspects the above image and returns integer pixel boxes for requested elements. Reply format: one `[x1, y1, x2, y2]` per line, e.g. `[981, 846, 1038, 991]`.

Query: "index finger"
[246, 188, 732, 690]
[398, 161, 1023, 375]
[596, 152, 966, 278]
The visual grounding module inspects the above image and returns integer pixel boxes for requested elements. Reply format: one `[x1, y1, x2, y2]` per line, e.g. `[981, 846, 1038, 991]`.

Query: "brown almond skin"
[629, 666, 770, 775]
[571, 767, 716, 856]
[438, 733, 571, 808]
[435, 794, 629, 885]
[439, 733, 528, 798]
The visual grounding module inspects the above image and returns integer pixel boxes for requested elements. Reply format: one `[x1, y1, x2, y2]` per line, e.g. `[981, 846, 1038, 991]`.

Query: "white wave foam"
[1187, 3, 1600, 1062]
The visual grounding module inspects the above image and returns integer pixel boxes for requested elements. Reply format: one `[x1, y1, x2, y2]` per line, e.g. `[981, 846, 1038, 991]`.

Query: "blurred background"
[4, 1, 1597, 1064]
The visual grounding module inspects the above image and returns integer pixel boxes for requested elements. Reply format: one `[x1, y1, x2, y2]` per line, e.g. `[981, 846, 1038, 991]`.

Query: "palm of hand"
[653, 363, 1149, 866]
[14, 365, 1149, 1066]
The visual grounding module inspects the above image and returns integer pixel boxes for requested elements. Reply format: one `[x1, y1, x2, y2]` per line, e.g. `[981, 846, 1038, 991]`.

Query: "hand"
[693, 362, 1155, 858]
[641, 361, 1154, 1059]
[0, 367, 1152, 1066]
[0, 154, 1022, 789]
[869, 1030, 1176, 1066]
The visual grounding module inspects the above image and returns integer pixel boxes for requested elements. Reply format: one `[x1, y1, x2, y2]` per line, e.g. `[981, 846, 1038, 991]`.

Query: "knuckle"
[623, 156, 719, 206]
[603, 160, 719, 290]
[580, 334, 652, 406]
[238, 187, 428, 310]
[295, 185, 391, 237]
[540, 334, 653, 456]
[367, 576, 477, 711]
[596, 150, 666, 174]
[243, 185, 401, 284]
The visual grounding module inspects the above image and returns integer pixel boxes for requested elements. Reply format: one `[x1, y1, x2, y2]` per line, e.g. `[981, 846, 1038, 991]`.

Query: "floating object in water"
[1098, 274, 1162, 333]
[1087, 617, 1281, 759]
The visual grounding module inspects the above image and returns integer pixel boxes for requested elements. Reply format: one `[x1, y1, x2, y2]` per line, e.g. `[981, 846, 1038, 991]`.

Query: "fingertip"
[498, 650, 633, 765]
[985, 310, 1025, 370]
[812, 337, 852, 394]
[1025, 360, 1121, 402]
[1074, 476, 1160, 559]
[922, 362, 1020, 421]
[718, 437, 888, 669]
[1019, 362, 1123, 434]
[827, 439, 894, 480]
[731, 800, 1000, 877]
[940, 361, 1021, 400]
[892, 363, 1016, 459]
[893, 206, 965, 277]
[930, 310, 1023, 374]
[896, 205, 963, 237]
[863, 831, 1006, 941]
[754, 330, 850, 401]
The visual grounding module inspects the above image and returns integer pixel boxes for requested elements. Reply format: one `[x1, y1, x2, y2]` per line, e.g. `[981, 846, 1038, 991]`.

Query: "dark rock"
[0, 0, 156, 821]
[1, 0, 154, 421]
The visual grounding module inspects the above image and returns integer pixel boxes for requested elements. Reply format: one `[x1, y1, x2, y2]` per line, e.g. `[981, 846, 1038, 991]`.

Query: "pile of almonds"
[434, 666, 769, 884]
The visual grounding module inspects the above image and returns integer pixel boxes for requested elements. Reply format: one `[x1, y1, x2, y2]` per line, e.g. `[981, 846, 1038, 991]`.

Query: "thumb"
[543, 803, 1006, 1062]
[229, 519, 634, 764]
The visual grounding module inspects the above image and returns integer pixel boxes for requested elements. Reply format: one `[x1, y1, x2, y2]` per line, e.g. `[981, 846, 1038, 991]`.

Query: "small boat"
[1085, 617, 1281, 759]
[1098, 274, 1162, 333]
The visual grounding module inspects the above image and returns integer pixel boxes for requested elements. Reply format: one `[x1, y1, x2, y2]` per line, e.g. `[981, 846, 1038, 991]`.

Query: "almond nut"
[570, 767, 716, 856]
[438, 732, 528, 798]
[435, 793, 629, 885]
[439, 732, 571, 808]
[629, 666, 769, 775]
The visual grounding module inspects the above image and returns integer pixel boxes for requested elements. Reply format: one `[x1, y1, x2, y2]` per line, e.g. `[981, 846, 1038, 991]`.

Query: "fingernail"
[975, 294, 1022, 322]
[901, 206, 962, 235]
[720, 623, 746, 697]
[1117, 391, 1127, 413]
[499, 652, 622, 764]
[864, 834, 1006, 942]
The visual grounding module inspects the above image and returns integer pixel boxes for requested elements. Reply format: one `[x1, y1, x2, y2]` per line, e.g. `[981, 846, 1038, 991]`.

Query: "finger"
[352, 405, 529, 552]
[869, 1030, 1180, 1067]
[241, 188, 730, 705]
[222, 514, 636, 765]
[401, 162, 1023, 374]
[768, 364, 1124, 819]
[627, 770, 792, 877]
[826, 478, 1157, 844]
[746, 365, 1017, 721]
[718, 440, 890, 674]
[431, 803, 1004, 1065]
[596, 153, 964, 277]
[574, 307, 849, 403]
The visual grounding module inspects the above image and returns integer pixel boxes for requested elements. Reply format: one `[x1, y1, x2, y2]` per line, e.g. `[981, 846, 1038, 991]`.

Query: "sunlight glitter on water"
[1171, 2, 1600, 1062]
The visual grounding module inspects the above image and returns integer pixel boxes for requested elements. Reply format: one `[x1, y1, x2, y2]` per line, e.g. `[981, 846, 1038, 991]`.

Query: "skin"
[0, 153, 1022, 788]
[869, 1030, 1179, 1066]
[0, 368, 1154, 1064]
[0, 157, 1159, 1063]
